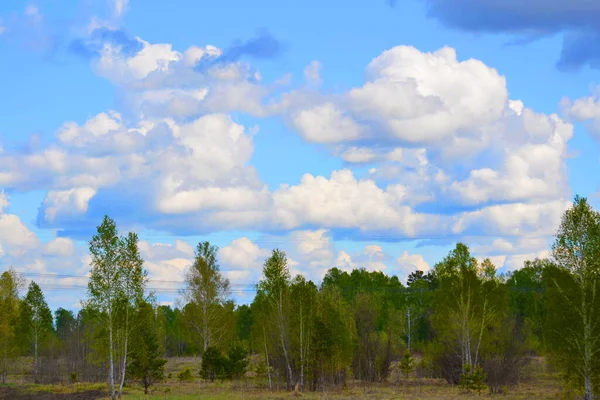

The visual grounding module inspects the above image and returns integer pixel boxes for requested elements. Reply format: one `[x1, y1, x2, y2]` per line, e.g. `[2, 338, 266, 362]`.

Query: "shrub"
[177, 368, 194, 382]
[399, 351, 416, 379]
[459, 364, 487, 395]
[224, 343, 249, 379]
[200, 347, 225, 382]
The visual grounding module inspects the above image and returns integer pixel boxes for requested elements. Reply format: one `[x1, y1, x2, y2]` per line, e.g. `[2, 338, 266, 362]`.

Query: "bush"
[200, 344, 249, 382]
[459, 364, 487, 395]
[399, 351, 416, 379]
[69, 372, 78, 383]
[200, 347, 225, 382]
[224, 343, 249, 379]
[177, 368, 194, 382]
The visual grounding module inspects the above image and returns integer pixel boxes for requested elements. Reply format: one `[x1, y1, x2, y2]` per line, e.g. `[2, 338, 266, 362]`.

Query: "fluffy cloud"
[561, 89, 600, 139]
[218, 237, 271, 281]
[396, 251, 430, 276]
[0, 26, 575, 278]
[278, 46, 573, 241]
[286, 46, 507, 148]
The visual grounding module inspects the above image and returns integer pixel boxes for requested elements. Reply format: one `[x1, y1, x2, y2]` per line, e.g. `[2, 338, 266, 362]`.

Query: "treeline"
[1, 196, 600, 399]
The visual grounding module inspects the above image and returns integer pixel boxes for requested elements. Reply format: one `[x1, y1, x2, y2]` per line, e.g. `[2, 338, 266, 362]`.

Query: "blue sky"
[1, 0, 599, 310]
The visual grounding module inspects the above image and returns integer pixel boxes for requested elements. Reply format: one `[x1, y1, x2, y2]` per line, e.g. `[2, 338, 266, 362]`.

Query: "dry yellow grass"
[1, 356, 580, 400]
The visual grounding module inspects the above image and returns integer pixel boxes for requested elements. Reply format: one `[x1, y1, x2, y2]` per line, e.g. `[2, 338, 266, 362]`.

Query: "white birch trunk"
[109, 310, 116, 400]
[263, 327, 272, 390]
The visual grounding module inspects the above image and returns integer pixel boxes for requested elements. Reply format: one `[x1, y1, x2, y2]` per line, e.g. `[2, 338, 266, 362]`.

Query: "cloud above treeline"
[0, 0, 591, 302]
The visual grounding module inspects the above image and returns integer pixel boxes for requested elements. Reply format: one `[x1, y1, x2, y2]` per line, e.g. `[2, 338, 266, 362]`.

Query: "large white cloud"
[1, 28, 577, 275]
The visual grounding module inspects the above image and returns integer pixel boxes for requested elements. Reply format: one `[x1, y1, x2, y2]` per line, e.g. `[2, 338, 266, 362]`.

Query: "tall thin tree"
[183, 241, 230, 353]
[117, 232, 147, 398]
[20, 281, 53, 383]
[258, 249, 294, 389]
[87, 216, 123, 400]
[549, 196, 600, 400]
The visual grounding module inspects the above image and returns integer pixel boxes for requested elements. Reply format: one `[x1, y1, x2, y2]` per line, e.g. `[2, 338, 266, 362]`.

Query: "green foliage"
[200, 347, 224, 382]
[459, 364, 487, 395]
[430, 244, 508, 384]
[312, 285, 356, 386]
[20, 282, 53, 345]
[0, 269, 23, 383]
[128, 302, 167, 394]
[506, 260, 549, 352]
[183, 241, 231, 352]
[399, 351, 416, 379]
[6, 193, 600, 395]
[199, 343, 249, 382]
[54, 308, 76, 341]
[19, 281, 53, 382]
[177, 368, 194, 382]
[225, 343, 249, 379]
[545, 196, 600, 399]
[86, 215, 148, 399]
[234, 304, 253, 342]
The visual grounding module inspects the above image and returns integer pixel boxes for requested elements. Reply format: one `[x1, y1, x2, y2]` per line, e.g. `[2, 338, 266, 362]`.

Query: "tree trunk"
[118, 307, 129, 399]
[407, 306, 411, 352]
[109, 312, 116, 400]
[583, 291, 594, 400]
[300, 304, 304, 391]
[278, 289, 293, 389]
[263, 327, 272, 390]
[34, 337, 38, 383]
[203, 299, 209, 352]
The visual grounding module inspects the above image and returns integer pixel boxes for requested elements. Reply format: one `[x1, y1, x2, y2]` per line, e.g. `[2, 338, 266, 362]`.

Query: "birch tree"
[117, 232, 146, 398]
[546, 196, 600, 400]
[20, 281, 53, 383]
[432, 244, 506, 382]
[87, 215, 123, 400]
[258, 249, 294, 389]
[290, 275, 317, 391]
[183, 241, 230, 353]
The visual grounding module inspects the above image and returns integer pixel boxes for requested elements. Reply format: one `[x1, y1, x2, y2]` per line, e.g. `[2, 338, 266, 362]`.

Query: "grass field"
[0, 356, 580, 399]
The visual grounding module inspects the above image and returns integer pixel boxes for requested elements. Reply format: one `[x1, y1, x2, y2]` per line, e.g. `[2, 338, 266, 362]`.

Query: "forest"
[1, 195, 600, 400]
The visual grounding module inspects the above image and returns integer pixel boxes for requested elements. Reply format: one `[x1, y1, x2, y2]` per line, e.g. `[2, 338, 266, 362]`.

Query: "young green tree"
[117, 232, 147, 397]
[128, 301, 167, 395]
[312, 285, 356, 388]
[431, 244, 507, 383]
[224, 342, 249, 379]
[506, 259, 549, 352]
[20, 281, 53, 383]
[399, 351, 416, 379]
[546, 196, 600, 400]
[0, 269, 23, 383]
[54, 308, 76, 342]
[289, 275, 317, 390]
[183, 241, 230, 353]
[200, 346, 225, 382]
[257, 249, 294, 389]
[86, 215, 123, 400]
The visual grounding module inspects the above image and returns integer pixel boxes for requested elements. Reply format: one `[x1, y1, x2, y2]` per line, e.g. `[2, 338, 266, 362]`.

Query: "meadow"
[0, 356, 574, 399]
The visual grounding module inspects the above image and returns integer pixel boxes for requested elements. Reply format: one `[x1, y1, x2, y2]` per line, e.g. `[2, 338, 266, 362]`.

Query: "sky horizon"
[1, 0, 599, 311]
